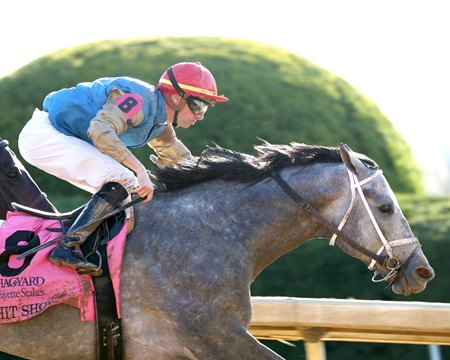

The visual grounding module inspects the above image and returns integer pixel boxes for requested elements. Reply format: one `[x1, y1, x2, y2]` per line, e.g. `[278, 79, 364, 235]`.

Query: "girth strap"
[81, 215, 127, 360]
[93, 237, 123, 360]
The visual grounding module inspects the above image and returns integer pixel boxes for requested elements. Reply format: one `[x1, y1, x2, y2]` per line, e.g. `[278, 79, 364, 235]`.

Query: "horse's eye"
[379, 203, 393, 214]
[5, 166, 20, 178]
[6, 168, 19, 178]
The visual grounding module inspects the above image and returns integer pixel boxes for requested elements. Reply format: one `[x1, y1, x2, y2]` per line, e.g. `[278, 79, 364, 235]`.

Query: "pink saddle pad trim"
[0, 211, 127, 323]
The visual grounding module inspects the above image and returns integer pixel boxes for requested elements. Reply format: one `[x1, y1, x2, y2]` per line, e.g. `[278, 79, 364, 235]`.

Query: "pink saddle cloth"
[0, 211, 127, 323]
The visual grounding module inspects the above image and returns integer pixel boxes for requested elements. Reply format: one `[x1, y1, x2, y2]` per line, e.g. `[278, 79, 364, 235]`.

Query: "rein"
[271, 168, 420, 288]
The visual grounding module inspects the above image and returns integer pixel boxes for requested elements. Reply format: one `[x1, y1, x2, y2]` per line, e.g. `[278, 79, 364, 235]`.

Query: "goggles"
[187, 97, 209, 115]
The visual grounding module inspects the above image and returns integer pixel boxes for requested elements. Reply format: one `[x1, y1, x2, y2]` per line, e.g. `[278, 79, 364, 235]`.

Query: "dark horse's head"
[0, 138, 57, 219]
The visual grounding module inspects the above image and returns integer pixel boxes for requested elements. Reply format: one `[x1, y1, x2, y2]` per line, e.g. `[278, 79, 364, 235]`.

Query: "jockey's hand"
[149, 154, 168, 168]
[134, 169, 155, 203]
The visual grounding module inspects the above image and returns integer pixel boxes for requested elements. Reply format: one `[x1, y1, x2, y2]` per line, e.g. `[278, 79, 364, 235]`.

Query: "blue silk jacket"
[43, 77, 167, 148]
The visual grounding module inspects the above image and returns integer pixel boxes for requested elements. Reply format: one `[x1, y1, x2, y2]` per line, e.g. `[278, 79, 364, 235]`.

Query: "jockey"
[18, 62, 228, 276]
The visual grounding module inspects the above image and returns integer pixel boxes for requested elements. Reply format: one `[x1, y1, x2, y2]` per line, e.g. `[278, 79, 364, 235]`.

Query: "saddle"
[11, 202, 126, 246]
[7, 202, 127, 360]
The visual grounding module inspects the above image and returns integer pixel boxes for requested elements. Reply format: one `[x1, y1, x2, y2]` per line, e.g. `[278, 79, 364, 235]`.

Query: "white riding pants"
[18, 109, 138, 195]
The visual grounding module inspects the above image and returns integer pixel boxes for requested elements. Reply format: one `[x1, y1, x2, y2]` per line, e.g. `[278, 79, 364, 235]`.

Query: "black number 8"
[0, 231, 39, 277]
[117, 96, 138, 114]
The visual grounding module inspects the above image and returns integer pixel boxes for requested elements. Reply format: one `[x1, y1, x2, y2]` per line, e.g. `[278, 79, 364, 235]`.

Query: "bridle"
[271, 167, 421, 289]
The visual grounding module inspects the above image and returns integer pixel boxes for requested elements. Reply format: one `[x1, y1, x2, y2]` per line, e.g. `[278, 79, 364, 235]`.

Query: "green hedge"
[0, 36, 423, 208]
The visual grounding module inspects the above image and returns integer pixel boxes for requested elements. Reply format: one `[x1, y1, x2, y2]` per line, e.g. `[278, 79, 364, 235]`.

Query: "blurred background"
[0, 1, 449, 359]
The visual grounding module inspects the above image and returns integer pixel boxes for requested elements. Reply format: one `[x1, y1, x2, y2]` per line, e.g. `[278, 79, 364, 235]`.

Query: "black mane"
[151, 142, 378, 191]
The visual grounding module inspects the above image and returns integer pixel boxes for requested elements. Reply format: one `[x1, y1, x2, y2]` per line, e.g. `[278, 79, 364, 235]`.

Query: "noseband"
[271, 168, 420, 288]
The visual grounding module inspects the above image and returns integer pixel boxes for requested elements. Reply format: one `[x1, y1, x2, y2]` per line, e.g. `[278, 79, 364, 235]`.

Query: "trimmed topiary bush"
[0, 36, 423, 210]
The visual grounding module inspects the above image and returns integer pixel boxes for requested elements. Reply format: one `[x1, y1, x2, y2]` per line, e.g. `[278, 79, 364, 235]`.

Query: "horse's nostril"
[415, 267, 434, 280]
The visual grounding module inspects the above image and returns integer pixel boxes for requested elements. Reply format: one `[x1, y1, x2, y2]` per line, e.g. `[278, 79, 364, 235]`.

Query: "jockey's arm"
[87, 90, 154, 201]
[147, 125, 193, 167]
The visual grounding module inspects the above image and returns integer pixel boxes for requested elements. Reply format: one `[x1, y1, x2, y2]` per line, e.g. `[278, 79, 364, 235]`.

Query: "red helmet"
[157, 62, 228, 104]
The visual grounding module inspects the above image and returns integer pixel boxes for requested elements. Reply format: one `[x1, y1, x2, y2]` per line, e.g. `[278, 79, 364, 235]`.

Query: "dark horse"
[0, 138, 434, 359]
[0, 139, 57, 219]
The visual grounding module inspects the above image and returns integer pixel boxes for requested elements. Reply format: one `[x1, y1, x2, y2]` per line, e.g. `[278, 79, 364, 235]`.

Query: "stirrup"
[80, 250, 103, 277]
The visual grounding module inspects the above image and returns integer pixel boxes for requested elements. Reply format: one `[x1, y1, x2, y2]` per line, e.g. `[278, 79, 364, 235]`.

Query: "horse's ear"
[339, 143, 360, 175]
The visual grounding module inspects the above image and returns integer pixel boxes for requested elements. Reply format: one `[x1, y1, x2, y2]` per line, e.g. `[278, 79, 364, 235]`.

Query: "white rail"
[249, 297, 450, 359]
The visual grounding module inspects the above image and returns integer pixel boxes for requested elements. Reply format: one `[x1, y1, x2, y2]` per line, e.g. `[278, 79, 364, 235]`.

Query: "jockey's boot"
[49, 182, 128, 276]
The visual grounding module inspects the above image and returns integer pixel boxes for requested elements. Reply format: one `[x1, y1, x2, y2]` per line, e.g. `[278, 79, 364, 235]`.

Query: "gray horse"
[0, 141, 434, 359]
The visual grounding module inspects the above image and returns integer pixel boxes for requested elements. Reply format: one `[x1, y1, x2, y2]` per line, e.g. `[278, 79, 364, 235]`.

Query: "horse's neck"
[17, 166, 58, 212]
[181, 175, 325, 280]
[27, 193, 58, 213]
[245, 164, 346, 279]
[243, 186, 321, 279]
[136, 163, 344, 281]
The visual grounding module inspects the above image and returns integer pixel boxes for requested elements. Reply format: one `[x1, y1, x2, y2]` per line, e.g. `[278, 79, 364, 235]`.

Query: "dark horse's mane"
[151, 142, 378, 191]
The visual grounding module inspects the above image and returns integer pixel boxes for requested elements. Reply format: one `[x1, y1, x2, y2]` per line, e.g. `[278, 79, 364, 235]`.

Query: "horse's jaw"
[391, 276, 426, 296]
